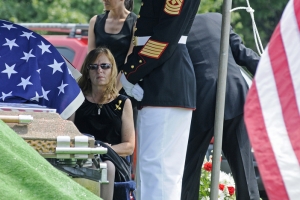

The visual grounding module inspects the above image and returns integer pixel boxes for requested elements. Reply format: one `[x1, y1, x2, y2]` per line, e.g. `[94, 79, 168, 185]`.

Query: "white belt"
[134, 36, 187, 46]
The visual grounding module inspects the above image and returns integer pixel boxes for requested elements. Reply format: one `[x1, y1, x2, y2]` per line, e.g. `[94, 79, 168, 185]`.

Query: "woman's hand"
[104, 142, 112, 147]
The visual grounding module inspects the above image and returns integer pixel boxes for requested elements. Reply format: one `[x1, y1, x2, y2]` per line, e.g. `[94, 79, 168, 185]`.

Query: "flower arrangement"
[199, 156, 236, 200]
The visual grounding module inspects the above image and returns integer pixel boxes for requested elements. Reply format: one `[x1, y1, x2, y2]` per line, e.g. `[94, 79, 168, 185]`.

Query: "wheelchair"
[48, 135, 136, 200]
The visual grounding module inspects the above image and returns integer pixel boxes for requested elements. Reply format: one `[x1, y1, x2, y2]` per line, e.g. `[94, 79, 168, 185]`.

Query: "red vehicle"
[18, 23, 89, 71]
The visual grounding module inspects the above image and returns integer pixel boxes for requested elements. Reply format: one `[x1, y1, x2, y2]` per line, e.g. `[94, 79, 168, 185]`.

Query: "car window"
[55, 47, 75, 62]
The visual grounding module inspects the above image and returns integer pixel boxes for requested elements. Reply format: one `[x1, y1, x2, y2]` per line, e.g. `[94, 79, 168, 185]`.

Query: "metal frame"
[18, 23, 89, 37]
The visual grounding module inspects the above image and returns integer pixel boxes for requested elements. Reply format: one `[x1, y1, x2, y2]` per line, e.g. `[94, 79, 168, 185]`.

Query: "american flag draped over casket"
[0, 20, 84, 119]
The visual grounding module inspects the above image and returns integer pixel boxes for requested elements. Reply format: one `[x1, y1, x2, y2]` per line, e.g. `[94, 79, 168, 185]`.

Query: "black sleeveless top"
[94, 12, 137, 71]
[74, 95, 128, 145]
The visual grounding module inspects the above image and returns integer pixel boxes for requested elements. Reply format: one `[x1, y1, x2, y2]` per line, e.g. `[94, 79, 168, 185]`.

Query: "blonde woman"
[69, 47, 135, 200]
[88, 0, 138, 129]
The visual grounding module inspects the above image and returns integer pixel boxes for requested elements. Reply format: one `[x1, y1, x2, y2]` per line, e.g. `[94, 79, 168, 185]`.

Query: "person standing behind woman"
[88, 0, 137, 72]
[88, 0, 138, 126]
[69, 47, 135, 200]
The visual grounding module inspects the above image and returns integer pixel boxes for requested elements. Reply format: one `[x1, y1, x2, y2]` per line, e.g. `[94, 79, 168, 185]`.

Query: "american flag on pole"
[244, 0, 300, 199]
[0, 20, 84, 119]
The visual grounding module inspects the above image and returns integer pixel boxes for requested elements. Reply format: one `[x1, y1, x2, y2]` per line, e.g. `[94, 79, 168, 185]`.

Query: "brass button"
[131, 65, 134, 69]
[138, 15, 140, 18]
[135, 28, 137, 31]
[133, 36, 137, 46]
[124, 72, 127, 75]
[141, 2, 143, 6]
[139, 60, 142, 63]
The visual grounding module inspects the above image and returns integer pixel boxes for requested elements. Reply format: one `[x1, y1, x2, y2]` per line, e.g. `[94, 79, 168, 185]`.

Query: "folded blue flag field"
[0, 20, 84, 119]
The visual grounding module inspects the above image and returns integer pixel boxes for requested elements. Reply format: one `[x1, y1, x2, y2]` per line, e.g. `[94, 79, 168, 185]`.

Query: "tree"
[0, 0, 288, 53]
[231, 0, 288, 52]
[197, 0, 288, 52]
[0, 0, 104, 23]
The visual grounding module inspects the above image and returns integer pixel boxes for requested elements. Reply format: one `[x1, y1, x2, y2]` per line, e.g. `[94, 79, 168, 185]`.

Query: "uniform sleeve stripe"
[139, 39, 168, 59]
[164, 0, 184, 15]
[143, 45, 165, 52]
[147, 40, 167, 47]
[141, 48, 162, 55]
[140, 50, 160, 58]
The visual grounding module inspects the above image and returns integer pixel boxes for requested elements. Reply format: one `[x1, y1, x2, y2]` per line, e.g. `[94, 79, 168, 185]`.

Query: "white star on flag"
[17, 76, 33, 90]
[0, 91, 13, 101]
[38, 41, 51, 55]
[48, 59, 64, 74]
[1, 63, 17, 79]
[57, 81, 68, 96]
[1, 23, 16, 30]
[20, 31, 36, 40]
[30, 92, 42, 102]
[42, 87, 50, 101]
[21, 49, 35, 62]
[2, 38, 19, 50]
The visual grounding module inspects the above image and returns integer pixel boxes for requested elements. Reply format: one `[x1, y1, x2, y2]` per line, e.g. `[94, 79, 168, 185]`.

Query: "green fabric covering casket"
[0, 120, 101, 200]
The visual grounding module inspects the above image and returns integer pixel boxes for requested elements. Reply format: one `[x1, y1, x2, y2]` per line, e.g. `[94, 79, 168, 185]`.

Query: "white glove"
[120, 73, 134, 97]
[132, 83, 144, 101]
[120, 73, 144, 101]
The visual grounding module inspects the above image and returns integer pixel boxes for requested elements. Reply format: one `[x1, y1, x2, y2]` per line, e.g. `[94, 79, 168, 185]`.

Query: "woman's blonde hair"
[78, 47, 118, 101]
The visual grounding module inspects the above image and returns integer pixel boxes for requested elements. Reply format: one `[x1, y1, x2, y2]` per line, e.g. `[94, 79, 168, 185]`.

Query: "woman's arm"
[110, 98, 135, 157]
[124, 22, 136, 64]
[88, 15, 97, 53]
[117, 22, 136, 91]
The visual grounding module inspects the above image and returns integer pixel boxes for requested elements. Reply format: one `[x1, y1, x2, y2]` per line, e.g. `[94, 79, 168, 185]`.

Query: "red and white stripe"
[244, 0, 300, 199]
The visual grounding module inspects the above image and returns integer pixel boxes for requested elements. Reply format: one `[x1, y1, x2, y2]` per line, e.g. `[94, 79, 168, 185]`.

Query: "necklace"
[91, 94, 103, 115]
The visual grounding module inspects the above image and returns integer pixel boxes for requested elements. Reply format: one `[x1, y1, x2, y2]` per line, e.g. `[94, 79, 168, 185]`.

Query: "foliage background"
[0, 0, 288, 52]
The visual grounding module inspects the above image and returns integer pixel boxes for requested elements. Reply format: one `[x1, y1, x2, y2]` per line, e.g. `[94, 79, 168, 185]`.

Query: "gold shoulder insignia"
[164, 0, 184, 15]
[139, 39, 168, 59]
[115, 100, 122, 110]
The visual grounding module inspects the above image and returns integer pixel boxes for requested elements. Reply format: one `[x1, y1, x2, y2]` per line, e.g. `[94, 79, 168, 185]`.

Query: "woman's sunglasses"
[88, 63, 111, 70]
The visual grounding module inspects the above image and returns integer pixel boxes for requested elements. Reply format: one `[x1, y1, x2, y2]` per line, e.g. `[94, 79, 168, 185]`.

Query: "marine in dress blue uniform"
[120, 1, 201, 199]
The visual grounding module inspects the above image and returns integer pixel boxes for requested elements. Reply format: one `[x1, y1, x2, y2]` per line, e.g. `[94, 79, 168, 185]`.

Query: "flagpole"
[210, 0, 232, 199]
